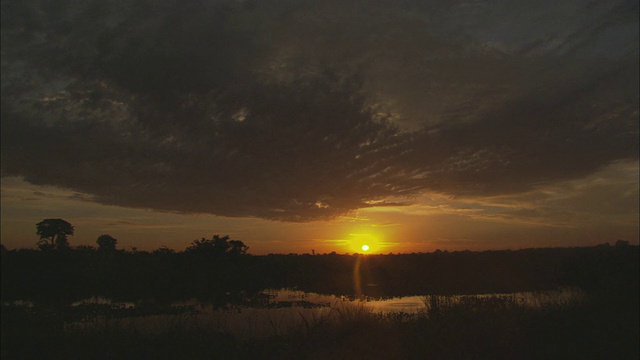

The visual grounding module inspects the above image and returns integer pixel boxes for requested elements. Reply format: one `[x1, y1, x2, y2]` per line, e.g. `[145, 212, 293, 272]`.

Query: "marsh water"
[3, 247, 637, 359]
[57, 287, 585, 338]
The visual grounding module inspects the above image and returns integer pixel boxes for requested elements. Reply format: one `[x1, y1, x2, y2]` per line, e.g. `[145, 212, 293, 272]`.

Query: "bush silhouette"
[186, 235, 248, 255]
[96, 234, 118, 252]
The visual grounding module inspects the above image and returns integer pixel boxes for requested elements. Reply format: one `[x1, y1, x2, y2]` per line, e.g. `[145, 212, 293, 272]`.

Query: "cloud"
[1, 0, 637, 221]
[364, 161, 639, 229]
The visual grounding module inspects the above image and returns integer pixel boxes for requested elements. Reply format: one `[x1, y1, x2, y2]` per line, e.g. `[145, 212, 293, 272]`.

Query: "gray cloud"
[1, 0, 637, 221]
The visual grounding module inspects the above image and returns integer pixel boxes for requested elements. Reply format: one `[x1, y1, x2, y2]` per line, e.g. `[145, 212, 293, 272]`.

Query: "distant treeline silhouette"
[2, 221, 639, 360]
[3, 246, 639, 360]
[32, 218, 249, 255]
[2, 241, 638, 306]
[1, 218, 637, 305]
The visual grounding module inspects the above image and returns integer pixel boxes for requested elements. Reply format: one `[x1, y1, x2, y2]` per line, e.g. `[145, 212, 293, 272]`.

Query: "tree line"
[32, 218, 248, 255]
[1, 218, 635, 307]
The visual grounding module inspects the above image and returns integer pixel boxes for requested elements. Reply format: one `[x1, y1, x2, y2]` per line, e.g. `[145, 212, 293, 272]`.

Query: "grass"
[2, 289, 638, 360]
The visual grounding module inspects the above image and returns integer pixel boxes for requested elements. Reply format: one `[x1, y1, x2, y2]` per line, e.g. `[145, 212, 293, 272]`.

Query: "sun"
[349, 230, 380, 254]
[346, 231, 383, 254]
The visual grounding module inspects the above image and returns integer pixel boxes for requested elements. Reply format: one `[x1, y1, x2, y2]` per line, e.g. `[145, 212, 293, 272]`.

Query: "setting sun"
[345, 231, 383, 253]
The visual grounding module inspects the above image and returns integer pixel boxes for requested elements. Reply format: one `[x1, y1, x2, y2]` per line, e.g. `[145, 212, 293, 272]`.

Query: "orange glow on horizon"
[348, 232, 381, 254]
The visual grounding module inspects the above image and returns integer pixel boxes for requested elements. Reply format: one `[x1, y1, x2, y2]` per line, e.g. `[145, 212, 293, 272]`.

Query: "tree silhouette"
[55, 234, 71, 251]
[228, 240, 249, 255]
[75, 245, 96, 253]
[96, 234, 118, 252]
[153, 246, 175, 255]
[615, 239, 630, 247]
[186, 235, 248, 255]
[36, 219, 74, 251]
[213, 235, 231, 253]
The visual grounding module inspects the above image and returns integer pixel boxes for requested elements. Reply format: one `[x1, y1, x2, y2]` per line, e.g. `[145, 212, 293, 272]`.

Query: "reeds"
[2, 289, 638, 360]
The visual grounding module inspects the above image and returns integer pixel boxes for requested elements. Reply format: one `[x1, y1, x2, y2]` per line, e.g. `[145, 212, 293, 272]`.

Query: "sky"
[1, 0, 638, 254]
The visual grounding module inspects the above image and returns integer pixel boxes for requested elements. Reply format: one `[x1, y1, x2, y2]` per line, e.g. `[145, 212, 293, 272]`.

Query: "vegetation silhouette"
[35, 219, 74, 251]
[186, 235, 249, 256]
[1, 222, 638, 359]
[96, 234, 118, 252]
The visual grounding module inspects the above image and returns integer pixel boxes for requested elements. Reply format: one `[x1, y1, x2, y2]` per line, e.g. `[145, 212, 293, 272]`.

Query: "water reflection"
[71, 296, 135, 308]
[255, 287, 585, 313]
[11, 287, 585, 315]
[61, 287, 585, 338]
[261, 289, 427, 314]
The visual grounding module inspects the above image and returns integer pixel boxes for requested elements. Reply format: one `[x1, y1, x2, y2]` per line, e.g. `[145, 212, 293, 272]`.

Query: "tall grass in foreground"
[2, 290, 638, 360]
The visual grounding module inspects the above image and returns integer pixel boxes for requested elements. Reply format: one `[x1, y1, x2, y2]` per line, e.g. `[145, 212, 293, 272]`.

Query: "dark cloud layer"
[2, 0, 638, 221]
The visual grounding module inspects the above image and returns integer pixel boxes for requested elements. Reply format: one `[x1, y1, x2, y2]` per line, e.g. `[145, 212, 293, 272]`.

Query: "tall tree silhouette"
[36, 219, 74, 251]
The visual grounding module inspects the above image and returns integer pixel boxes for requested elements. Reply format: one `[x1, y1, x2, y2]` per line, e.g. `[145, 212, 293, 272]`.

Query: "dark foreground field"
[2, 244, 638, 359]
